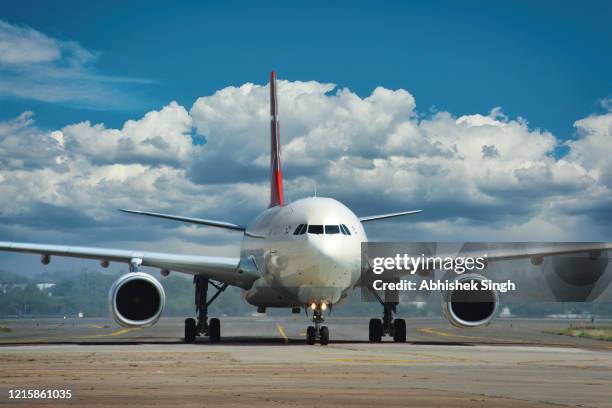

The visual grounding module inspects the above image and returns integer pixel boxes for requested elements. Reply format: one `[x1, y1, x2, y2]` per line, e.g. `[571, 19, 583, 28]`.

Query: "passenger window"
[294, 224, 306, 235]
[340, 224, 351, 235]
[308, 225, 324, 234]
[325, 225, 340, 234]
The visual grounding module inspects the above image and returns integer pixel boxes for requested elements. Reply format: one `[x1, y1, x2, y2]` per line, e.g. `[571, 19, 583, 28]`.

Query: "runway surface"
[1, 317, 611, 407]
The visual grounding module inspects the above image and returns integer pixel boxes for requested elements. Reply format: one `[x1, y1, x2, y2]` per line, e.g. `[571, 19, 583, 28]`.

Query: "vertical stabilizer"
[269, 71, 285, 207]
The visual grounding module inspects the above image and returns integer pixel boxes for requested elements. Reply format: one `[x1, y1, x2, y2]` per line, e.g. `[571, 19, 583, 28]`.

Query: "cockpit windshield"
[293, 224, 307, 235]
[324, 225, 340, 234]
[307, 225, 324, 234]
[292, 224, 351, 236]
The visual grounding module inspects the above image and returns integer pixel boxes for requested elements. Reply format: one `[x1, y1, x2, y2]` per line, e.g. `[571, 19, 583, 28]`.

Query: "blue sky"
[1, 0, 611, 138]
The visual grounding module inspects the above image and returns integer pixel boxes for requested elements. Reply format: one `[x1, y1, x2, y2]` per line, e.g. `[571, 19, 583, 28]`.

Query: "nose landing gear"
[306, 305, 330, 345]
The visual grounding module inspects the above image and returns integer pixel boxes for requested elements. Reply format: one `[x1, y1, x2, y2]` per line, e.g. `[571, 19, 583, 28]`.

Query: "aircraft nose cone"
[309, 236, 360, 280]
[309, 236, 358, 263]
[308, 236, 340, 262]
[296, 236, 360, 305]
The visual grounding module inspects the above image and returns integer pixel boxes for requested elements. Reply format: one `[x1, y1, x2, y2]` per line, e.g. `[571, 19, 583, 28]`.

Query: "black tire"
[369, 318, 383, 342]
[306, 326, 316, 345]
[319, 326, 330, 346]
[393, 318, 406, 343]
[209, 318, 221, 343]
[184, 318, 196, 343]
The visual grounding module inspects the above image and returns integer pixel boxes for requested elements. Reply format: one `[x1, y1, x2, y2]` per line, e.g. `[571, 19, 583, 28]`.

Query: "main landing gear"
[368, 301, 406, 343]
[306, 303, 330, 346]
[184, 276, 228, 343]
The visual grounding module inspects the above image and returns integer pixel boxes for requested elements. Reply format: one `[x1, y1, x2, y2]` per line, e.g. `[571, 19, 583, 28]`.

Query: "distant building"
[0, 282, 56, 294]
[36, 283, 56, 291]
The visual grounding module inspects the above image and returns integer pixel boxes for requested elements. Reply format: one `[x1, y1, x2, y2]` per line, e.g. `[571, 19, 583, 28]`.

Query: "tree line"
[1, 269, 610, 317]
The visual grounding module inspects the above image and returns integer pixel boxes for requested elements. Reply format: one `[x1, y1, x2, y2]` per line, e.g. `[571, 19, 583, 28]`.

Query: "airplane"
[1, 71, 611, 345]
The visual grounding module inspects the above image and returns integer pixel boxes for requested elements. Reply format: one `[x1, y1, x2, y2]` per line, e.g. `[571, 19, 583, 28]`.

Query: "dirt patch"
[0, 350, 564, 407]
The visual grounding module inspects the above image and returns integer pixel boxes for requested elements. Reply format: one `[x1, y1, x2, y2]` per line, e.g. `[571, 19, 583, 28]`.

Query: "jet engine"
[442, 274, 498, 328]
[109, 272, 165, 327]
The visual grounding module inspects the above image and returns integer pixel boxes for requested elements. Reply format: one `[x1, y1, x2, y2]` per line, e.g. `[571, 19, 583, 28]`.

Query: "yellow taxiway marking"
[276, 323, 289, 343]
[2, 327, 139, 344]
[108, 328, 137, 336]
[59, 327, 140, 340]
[417, 327, 522, 343]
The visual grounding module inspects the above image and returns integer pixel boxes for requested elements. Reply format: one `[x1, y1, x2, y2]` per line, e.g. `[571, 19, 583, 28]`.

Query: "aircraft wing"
[0, 241, 258, 289]
[444, 242, 612, 264]
[359, 210, 422, 223]
[119, 209, 246, 231]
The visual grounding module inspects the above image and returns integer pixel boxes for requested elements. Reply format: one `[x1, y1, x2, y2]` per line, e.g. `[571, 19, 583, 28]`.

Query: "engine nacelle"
[109, 272, 165, 328]
[442, 274, 498, 328]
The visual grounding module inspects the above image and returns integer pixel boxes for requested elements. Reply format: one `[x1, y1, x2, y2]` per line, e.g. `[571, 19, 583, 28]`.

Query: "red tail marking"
[269, 71, 285, 207]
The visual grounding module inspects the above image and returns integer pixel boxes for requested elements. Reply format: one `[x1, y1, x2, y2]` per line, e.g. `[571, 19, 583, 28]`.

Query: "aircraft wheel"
[306, 326, 316, 345]
[209, 318, 221, 342]
[184, 318, 196, 343]
[319, 326, 330, 345]
[393, 318, 406, 343]
[369, 318, 383, 342]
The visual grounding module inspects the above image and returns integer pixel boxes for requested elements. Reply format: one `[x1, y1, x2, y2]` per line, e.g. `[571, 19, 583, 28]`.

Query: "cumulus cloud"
[0, 111, 67, 171]
[1, 77, 611, 271]
[568, 111, 612, 187]
[0, 19, 147, 107]
[58, 101, 195, 166]
[188, 79, 607, 240]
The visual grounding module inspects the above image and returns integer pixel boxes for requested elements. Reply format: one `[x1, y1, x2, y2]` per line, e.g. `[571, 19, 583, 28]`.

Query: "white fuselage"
[240, 197, 366, 307]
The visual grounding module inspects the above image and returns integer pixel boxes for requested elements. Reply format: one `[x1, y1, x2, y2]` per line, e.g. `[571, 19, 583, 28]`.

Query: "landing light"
[321, 303, 327, 311]
[310, 303, 316, 310]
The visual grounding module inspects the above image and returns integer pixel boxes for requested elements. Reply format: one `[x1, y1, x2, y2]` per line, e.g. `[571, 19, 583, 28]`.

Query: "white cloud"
[0, 111, 65, 170]
[58, 101, 195, 166]
[0, 19, 146, 107]
[567, 111, 612, 188]
[0, 20, 66, 65]
[0, 78, 611, 268]
[189, 80, 603, 228]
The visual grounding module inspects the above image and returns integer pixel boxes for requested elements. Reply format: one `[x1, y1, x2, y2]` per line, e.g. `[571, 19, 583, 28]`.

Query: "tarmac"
[0, 317, 611, 407]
